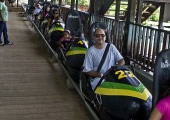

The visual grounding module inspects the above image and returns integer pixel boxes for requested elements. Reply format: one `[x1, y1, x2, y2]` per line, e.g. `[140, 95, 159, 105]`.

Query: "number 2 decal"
[115, 70, 135, 79]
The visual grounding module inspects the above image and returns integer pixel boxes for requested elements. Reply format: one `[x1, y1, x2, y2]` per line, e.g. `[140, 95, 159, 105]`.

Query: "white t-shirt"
[83, 43, 123, 89]
[33, 7, 41, 15]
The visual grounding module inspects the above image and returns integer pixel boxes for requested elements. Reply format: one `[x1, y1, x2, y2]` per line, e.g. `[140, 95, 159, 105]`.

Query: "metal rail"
[21, 4, 100, 120]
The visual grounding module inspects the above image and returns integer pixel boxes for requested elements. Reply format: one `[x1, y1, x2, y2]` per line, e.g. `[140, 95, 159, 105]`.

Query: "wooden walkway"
[0, 11, 92, 120]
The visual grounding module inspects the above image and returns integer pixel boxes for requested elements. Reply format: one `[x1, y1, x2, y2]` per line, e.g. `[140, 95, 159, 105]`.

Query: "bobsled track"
[0, 11, 94, 120]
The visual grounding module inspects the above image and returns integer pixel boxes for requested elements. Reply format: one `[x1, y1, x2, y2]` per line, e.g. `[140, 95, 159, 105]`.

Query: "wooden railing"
[127, 23, 170, 71]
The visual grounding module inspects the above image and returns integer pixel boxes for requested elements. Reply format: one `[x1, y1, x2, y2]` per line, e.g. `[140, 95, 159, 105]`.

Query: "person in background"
[60, 29, 72, 48]
[149, 69, 170, 120]
[40, 4, 50, 21]
[46, 9, 63, 32]
[33, 3, 42, 16]
[0, 0, 13, 46]
[32, 3, 42, 23]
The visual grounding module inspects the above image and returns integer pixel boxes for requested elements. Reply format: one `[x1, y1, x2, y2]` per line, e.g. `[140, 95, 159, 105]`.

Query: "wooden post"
[17, 0, 18, 8]
[88, 0, 95, 14]
[124, 0, 137, 64]
[115, 0, 120, 20]
[71, 0, 75, 10]
[28, 0, 34, 6]
[158, 3, 165, 29]
[136, 0, 143, 24]
[127, 0, 136, 23]
[59, 0, 62, 6]
[76, 0, 79, 10]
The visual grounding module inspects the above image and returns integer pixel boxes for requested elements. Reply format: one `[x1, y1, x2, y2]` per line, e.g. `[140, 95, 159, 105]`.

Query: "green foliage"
[106, 1, 128, 16]
[149, 13, 159, 22]
[143, 21, 149, 26]
[149, 8, 160, 22]
[79, 0, 89, 6]
[65, 0, 71, 4]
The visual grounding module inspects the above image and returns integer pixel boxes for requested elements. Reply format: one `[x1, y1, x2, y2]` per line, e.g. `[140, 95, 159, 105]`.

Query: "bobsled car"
[64, 37, 88, 83]
[58, 10, 87, 83]
[47, 15, 64, 51]
[80, 65, 152, 120]
[65, 10, 83, 37]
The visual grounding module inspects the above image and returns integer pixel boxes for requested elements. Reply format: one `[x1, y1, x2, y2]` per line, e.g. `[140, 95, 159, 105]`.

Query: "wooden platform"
[0, 12, 92, 120]
[8, 6, 23, 12]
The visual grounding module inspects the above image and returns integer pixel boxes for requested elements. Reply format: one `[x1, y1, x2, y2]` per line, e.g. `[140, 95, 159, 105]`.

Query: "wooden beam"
[158, 3, 165, 29]
[71, 0, 75, 10]
[76, 0, 79, 10]
[28, 0, 34, 6]
[136, 0, 143, 24]
[144, 0, 170, 3]
[89, 0, 95, 14]
[115, 0, 120, 20]
[59, 0, 62, 6]
[127, 0, 137, 23]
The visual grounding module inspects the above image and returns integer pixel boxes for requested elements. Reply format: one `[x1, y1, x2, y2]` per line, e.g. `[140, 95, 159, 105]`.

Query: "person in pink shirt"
[149, 72, 170, 120]
[60, 29, 72, 48]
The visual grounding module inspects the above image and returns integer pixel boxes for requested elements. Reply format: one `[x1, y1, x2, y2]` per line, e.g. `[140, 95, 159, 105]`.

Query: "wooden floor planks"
[0, 12, 92, 120]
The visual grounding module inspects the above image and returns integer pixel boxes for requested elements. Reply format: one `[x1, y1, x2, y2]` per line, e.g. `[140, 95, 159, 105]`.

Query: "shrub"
[150, 13, 159, 22]
[79, 0, 88, 6]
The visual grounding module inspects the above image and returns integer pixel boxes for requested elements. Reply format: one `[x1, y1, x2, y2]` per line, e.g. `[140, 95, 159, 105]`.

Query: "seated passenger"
[46, 9, 63, 33]
[40, 4, 50, 21]
[149, 68, 170, 120]
[60, 29, 72, 48]
[33, 3, 42, 16]
[50, 31, 64, 52]
[83, 28, 125, 89]
[32, 3, 42, 23]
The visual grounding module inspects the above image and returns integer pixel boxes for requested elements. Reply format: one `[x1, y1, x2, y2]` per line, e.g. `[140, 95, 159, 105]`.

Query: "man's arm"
[149, 108, 162, 120]
[118, 59, 125, 65]
[0, 3, 3, 21]
[0, 11, 2, 21]
[85, 71, 103, 78]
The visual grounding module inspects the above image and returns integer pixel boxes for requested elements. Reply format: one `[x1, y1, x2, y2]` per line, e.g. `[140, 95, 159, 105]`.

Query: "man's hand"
[85, 71, 103, 78]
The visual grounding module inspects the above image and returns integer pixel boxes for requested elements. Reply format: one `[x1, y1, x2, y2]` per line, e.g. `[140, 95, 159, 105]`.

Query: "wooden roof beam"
[144, 0, 170, 3]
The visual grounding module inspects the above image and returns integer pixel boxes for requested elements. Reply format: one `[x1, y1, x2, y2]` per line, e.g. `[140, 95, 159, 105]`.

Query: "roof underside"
[144, 0, 170, 3]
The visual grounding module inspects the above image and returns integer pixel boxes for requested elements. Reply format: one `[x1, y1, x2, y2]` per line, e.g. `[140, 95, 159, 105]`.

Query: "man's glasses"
[95, 34, 105, 38]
